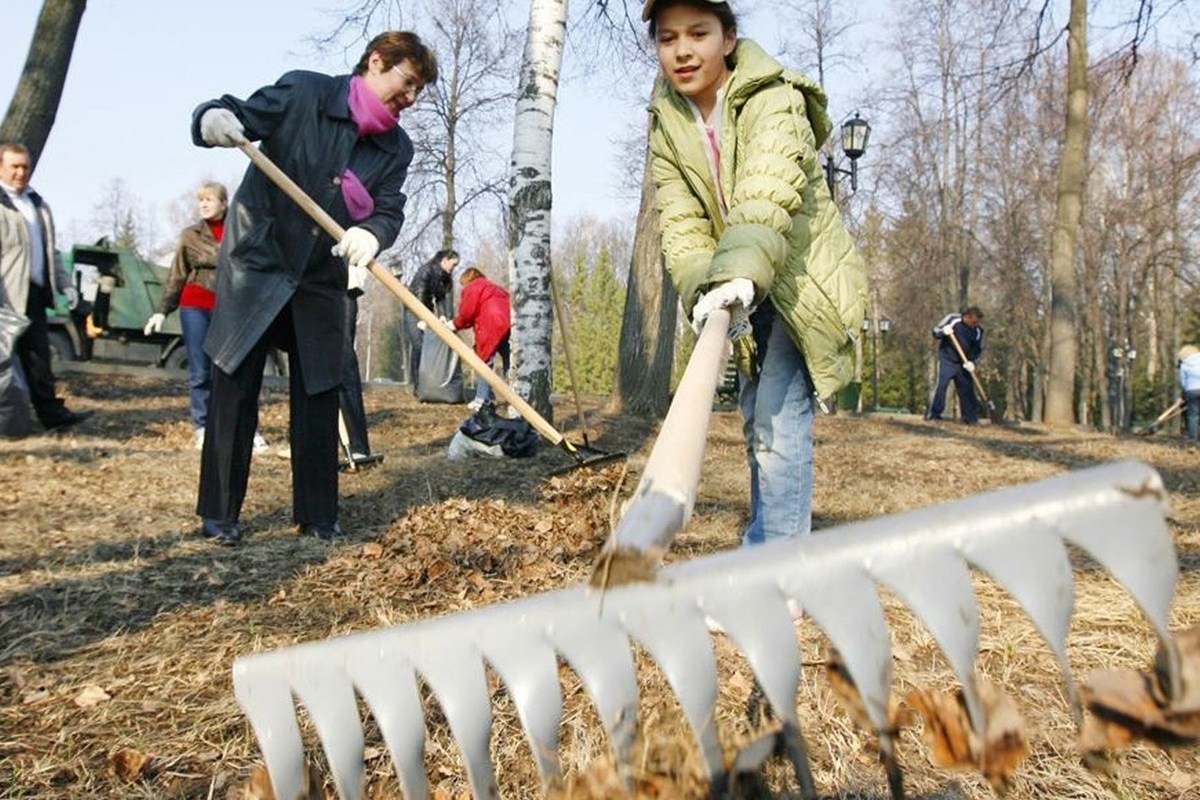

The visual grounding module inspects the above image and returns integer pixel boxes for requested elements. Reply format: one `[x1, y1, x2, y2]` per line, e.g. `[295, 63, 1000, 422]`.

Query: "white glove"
[331, 227, 380, 270]
[691, 278, 755, 334]
[144, 312, 166, 336]
[440, 316, 456, 332]
[417, 320, 427, 331]
[963, 360, 976, 374]
[347, 264, 368, 295]
[941, 323, 956, 337]
[199, 108, 246, 147]
[63, 286, 79, 310]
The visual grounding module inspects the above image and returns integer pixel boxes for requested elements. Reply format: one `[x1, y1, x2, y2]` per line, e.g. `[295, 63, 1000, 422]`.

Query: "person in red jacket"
[447, 267, 510, 411]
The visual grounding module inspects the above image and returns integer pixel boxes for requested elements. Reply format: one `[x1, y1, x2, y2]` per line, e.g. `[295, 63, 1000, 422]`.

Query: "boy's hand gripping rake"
[236, 142, 621, 471]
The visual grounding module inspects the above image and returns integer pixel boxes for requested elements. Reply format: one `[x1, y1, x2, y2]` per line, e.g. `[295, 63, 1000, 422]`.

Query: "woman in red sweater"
[449, 267, 510, 411]
[144, 182, 266, 452]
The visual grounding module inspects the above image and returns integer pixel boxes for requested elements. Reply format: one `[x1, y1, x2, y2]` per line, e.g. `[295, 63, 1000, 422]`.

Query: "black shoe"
[201, 518, 241, 546]
[43, 409, 94, 430]
[303, 521, 344, 541]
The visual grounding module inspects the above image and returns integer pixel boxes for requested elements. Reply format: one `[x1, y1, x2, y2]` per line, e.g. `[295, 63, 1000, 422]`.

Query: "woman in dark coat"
[191, 31, 438, 545]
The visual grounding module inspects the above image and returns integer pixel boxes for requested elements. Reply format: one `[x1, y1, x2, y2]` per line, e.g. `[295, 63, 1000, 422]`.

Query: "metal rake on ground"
[233, 470, 1188, 796]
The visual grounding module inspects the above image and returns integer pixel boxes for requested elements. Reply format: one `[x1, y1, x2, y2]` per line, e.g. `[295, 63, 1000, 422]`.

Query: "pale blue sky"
[0, 0, 887, 254]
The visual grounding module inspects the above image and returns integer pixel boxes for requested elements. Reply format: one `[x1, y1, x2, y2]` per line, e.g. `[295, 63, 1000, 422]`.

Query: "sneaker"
[252, 432, 269, 455]
[194, 429, 205, 450]
[467, 398, 485, 412]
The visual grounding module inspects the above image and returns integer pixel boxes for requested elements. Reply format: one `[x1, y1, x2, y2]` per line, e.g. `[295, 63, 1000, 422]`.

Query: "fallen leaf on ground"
[74, 684, 112, 707]
[111, 747, 151, 781]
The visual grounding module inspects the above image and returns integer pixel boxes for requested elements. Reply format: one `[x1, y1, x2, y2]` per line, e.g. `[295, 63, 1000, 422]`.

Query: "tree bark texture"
[611, 119, 677, 417]
[507, 0, 567, 419]
[0, 0, 87, 168]
[1043, 0, 1087, 427]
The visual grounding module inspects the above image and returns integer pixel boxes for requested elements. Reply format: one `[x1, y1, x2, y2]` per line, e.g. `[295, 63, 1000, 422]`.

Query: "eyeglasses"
[391, 65, 425, 98]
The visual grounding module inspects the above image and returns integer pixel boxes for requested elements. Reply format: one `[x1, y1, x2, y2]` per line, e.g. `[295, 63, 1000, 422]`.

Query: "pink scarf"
[341, 75, 399, 221]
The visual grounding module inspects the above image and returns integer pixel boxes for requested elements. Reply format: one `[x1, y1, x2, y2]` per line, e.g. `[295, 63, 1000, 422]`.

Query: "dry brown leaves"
[1080, 622, 1200, 773]
[904, 680, 1029, 793]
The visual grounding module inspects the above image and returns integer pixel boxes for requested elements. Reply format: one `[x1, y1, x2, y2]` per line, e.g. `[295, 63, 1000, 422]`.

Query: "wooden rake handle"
[236, 142, 568, 449]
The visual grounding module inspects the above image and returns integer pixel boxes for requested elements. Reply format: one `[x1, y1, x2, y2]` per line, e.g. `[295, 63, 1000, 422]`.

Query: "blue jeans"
[1185, 390, 1200, 440]
[738, 305, 815, 545]
[180, 306, 212, 430]
[473, 335, 511, 404]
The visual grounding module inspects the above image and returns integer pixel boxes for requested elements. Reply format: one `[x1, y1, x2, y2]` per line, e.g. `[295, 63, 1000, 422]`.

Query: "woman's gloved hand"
[691, 278, 755, 334]
[143, 313, 166, 336]
[199, 109, 246, 147]
[332, 227, 380, 269]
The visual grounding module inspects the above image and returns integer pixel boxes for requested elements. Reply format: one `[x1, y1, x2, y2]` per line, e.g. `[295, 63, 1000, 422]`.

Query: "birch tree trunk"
[506, 0, 567, 419]
[0, 0, 87, 168]
[1043, 0, 1088, 426]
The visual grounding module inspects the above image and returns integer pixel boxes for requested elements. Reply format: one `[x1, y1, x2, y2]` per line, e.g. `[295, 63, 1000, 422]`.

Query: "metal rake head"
[232, 459, 1181, 799]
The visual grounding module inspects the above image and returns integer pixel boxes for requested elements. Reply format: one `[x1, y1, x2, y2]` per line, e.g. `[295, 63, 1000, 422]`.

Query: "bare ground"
[0, 368, 1197, 799]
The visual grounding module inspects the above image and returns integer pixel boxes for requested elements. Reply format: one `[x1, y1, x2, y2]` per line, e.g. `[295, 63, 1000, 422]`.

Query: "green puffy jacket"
[648, 39, 869, 404]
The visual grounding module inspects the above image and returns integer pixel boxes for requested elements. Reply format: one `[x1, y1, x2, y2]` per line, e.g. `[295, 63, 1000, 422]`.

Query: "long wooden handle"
[603, 307, 733, 557]
[237, 142, 567, 448]
[944, 326, 990, 404]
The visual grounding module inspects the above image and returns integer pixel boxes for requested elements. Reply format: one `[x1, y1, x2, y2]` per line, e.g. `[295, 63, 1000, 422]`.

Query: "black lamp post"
[824, 112, 871, 197]
[1111, 342, 1137, 431]
[864, 314, 891, 410]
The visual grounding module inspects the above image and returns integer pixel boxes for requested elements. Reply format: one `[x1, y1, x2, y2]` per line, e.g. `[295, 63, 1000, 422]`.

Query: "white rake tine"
[867, 545, 984, 731]
[701, 584, 802, 728]
[546, 605, 640, 767]
[344, 650, 429, 800]
[482, 632, 563, 787]
[232, 657, 307, 800]
[410, 643, 498, 799]
[609, 584, 724, 778]
[289, 661, 365, 800]
[787, 564, 894, 732]
[960, 524, 1079, 720]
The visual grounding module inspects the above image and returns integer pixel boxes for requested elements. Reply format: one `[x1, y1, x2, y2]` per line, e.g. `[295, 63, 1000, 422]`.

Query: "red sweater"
[453, 277, 511, 361]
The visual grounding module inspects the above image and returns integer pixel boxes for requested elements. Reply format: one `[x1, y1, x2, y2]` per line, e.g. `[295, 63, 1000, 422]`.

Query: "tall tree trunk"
[0, 0, 87, 168]
[1043, 0, 1088, 426]
[611, 113, 677, 417]
[506, 0, 567, 419]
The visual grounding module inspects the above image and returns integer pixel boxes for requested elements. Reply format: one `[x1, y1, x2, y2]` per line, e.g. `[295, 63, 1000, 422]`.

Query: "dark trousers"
[1185, 390, 1200, 441]
[17, 283, 67, 425]
[338, 294, 370, 455]
[197, 304, 339, 526]
[928, 358, 979, 423]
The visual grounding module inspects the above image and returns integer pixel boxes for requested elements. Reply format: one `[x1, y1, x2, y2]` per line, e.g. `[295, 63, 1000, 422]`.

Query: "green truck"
[46, 241, 190, 368]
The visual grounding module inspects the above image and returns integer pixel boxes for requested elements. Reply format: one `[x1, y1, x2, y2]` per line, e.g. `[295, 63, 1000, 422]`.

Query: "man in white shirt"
[0, 142, 92, 430]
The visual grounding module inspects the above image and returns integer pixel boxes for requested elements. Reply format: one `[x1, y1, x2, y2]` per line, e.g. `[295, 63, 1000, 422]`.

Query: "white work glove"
[331, 227, 380, 270]
[691, 278, 755, 334]
[63, 286, 79, 310]
[440, 316, 456, 332]
[144, 312, 166, 336]
[199, 108, 246, 147]
[963, 360, 976, 374]
[347, 264, 368, 295]
[417, 319, 427, 331]
[941, 323, 956, 337]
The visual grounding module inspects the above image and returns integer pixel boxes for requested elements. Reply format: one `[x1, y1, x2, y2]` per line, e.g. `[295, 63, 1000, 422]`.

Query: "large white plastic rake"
[231, 309, 1182, 798]
[233, 458, 1179, 798]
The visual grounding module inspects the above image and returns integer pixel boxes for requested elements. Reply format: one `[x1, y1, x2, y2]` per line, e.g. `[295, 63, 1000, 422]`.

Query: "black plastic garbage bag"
[0, 306, 32, 438]
[458, 402, 539, 458]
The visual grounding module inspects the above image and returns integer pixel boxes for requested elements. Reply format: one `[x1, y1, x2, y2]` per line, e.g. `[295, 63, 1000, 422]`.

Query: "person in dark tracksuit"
[926, 306, 984, 424]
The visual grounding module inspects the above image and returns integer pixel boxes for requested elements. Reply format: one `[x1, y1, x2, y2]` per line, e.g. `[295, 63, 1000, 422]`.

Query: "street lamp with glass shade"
[825, 112, 872, 196]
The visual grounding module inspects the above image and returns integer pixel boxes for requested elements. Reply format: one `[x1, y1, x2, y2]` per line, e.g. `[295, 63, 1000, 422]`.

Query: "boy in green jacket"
[644, 0, 868, 542]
